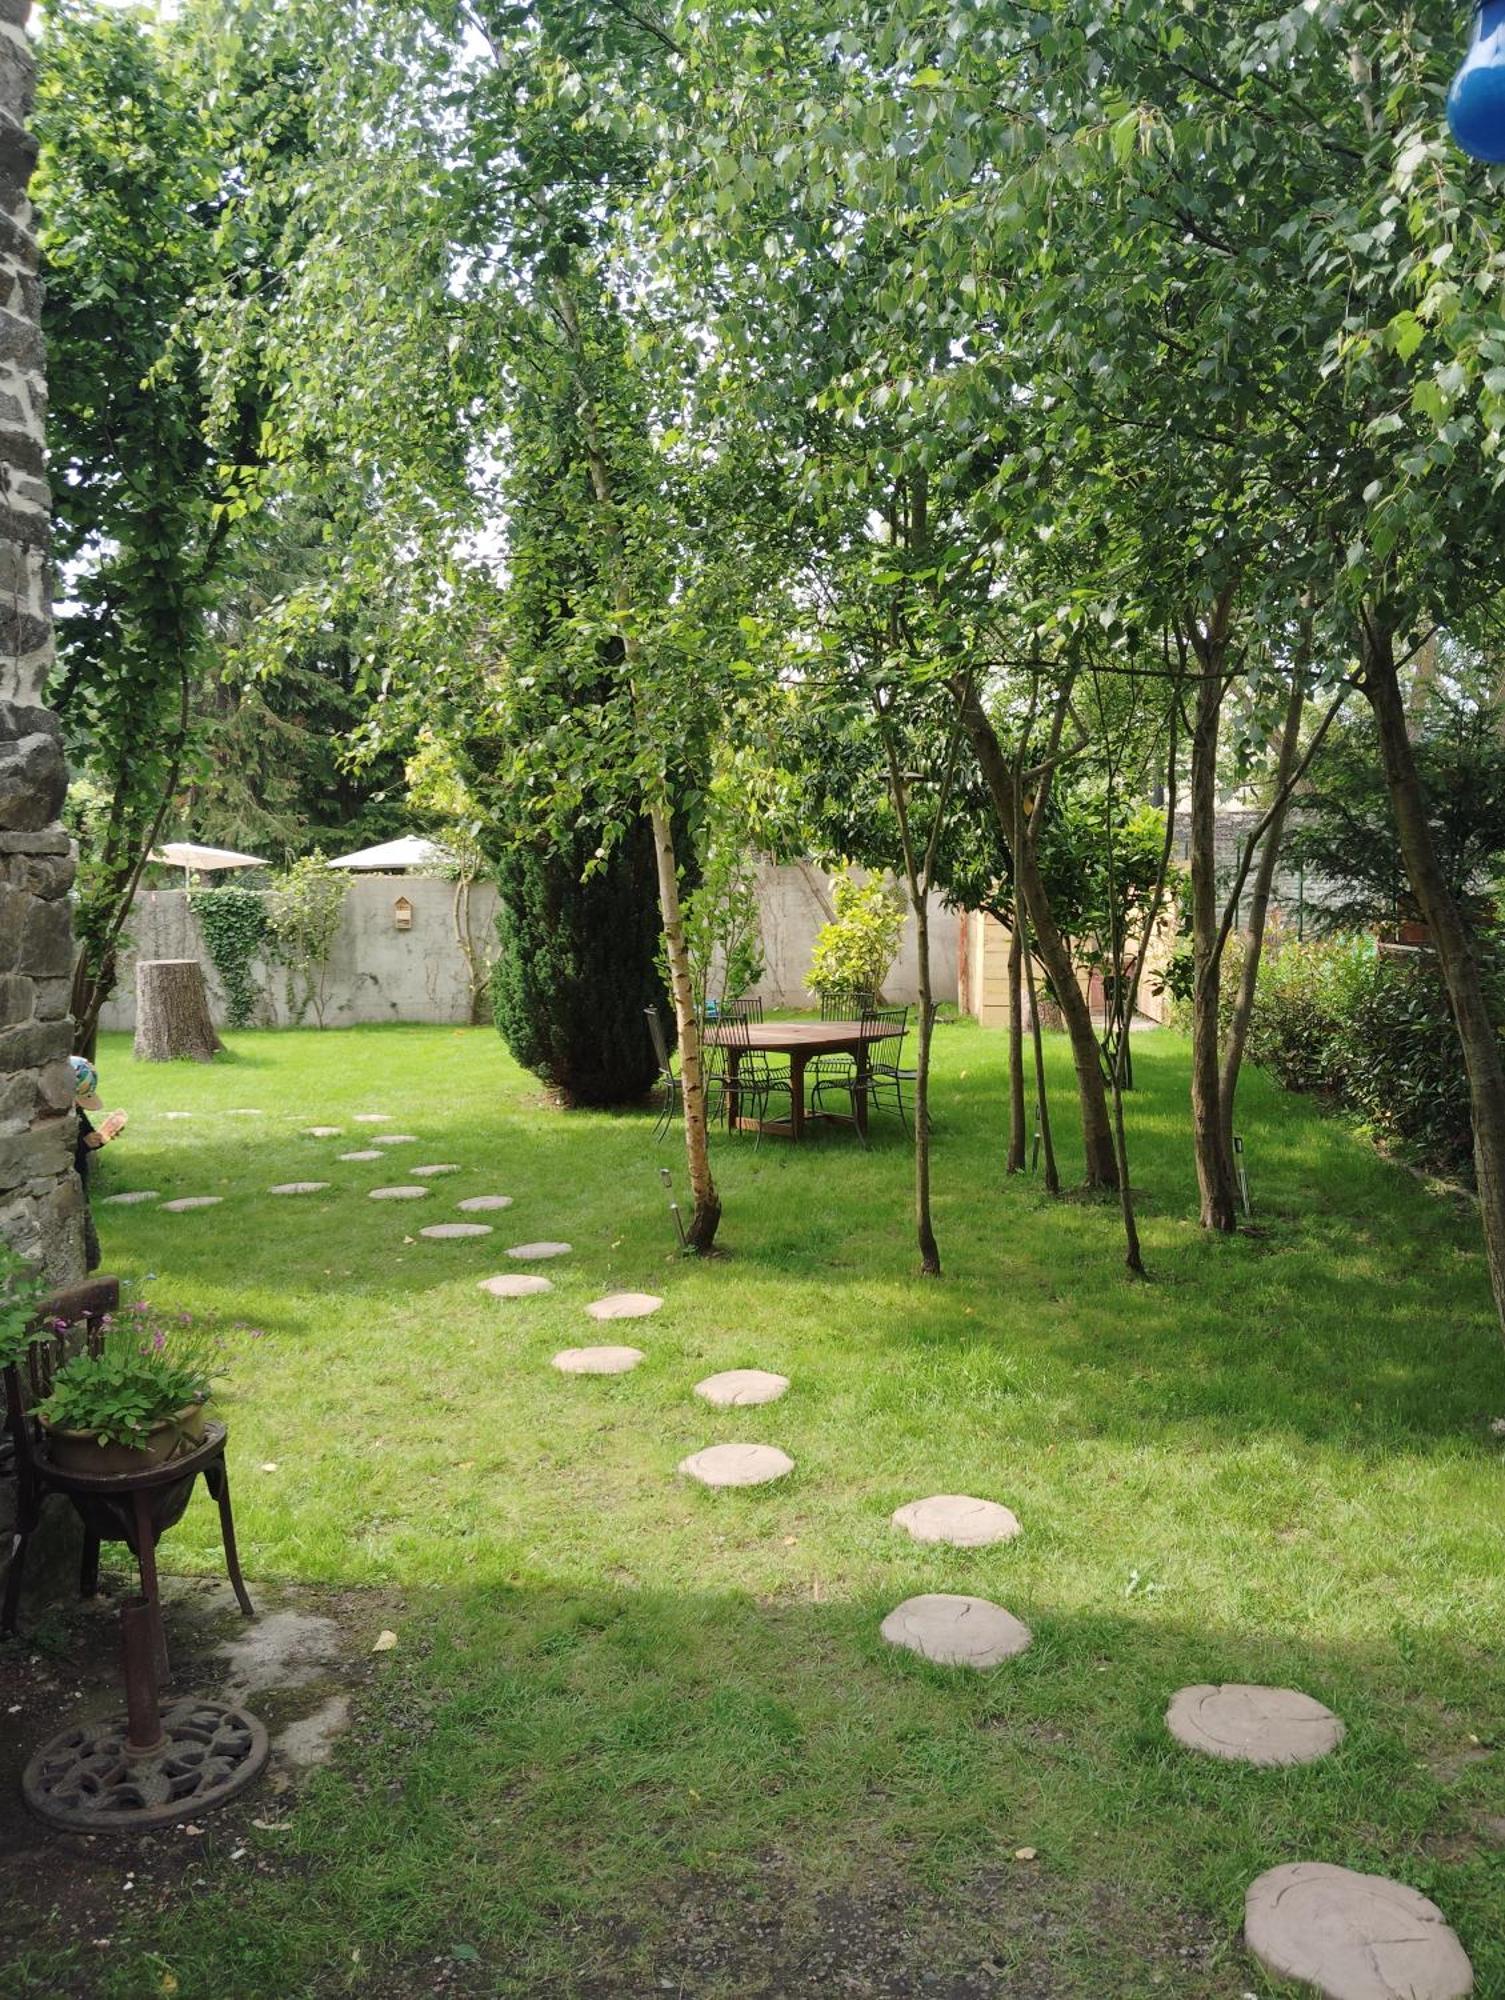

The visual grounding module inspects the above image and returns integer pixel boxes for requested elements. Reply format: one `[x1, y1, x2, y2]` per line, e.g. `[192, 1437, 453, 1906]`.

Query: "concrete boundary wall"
[97, 862, 961, 1034]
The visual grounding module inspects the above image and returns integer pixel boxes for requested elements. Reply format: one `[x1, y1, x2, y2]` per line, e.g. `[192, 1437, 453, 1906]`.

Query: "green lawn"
[32, 1024, 1505, 1994]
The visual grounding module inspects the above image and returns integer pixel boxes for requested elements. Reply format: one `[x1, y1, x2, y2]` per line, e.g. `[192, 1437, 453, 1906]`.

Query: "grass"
[15, 1022, 1505, 1995]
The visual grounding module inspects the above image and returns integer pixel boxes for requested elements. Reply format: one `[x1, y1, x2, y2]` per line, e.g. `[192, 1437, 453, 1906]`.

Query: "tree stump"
[133, 959, 223, 1062]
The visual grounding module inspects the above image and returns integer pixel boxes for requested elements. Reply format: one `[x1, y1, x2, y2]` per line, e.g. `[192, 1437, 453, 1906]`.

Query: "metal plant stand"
[23, 1597, 269, 1834]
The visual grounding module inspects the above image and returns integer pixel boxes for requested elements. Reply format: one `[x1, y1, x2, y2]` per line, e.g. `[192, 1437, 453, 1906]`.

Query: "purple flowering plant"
[38, 1293, 232, 1448]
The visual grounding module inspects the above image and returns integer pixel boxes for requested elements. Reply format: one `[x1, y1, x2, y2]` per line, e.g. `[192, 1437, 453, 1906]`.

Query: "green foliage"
[1286, 686, 1505, 934]
[807, 872, 904, 1003]
[36, 0, 288, 1042]
[266, 854, 345, 1028]
[677, 846, 764, 1017]
[492, 820, 672, 1107]
[0, 1246, 46, 1372]
[189, 885, 269, 1029]
[39, 1302, 224, 1448]
[1243, 934, 1492, 1183]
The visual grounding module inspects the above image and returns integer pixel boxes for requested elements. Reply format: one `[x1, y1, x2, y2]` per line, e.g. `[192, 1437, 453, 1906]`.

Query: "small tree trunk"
[960, 685, 1119, 1188]
[133, 959, 223, 1062]
[912, 890, 941, 1277]
[1006, 917, 1027, 1174]
[1218, 672, 1305, 1167]
[649, 800, 721, 1254]
[1188, 621, 1238, 1233]
[1365, 617, 1505, 1351]
[1022, 941, 1060, 1195]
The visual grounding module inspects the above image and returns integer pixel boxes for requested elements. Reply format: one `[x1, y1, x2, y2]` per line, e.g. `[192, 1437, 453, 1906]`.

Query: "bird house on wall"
[392, 895, 413, 933]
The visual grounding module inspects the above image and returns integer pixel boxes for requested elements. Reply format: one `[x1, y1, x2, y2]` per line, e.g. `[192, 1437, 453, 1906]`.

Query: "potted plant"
[37, 1302, 224, 1475]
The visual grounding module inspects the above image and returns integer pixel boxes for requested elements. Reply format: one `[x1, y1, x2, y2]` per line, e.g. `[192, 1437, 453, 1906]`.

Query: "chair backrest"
[714, 1008, 754, 1051]
[863, 1005, 909, 1070]
[644, 1005, 673, 1073]
[821, 989, 872, 1023]
[4, 1276, 119, 1477]
[720, 997, 763, 1024]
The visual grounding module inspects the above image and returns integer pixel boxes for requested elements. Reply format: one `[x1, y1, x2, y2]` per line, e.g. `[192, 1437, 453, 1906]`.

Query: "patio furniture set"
[645, 993, 925, 1145]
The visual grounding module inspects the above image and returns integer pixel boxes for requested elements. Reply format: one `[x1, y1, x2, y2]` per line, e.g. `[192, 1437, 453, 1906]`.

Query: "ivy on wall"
[188, 885, 269, 1029]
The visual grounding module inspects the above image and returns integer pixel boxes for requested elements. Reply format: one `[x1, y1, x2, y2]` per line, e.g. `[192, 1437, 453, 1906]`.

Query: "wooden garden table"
[703, 1018, 891, 1142]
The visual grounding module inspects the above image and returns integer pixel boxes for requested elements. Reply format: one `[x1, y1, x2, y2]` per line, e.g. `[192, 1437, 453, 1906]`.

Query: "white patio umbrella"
[151, 840, 270, 886]
[323, 835, 454, 873]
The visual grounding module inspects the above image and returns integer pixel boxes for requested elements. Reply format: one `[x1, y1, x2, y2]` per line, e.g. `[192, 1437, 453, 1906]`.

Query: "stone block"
[0, 713, 63, 829]
[0, 1011, 67, 1070]
[18, 891, 70, 972]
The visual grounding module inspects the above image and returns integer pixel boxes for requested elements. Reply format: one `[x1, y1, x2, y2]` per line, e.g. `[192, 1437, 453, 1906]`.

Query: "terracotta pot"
[41, 1400, 208, 1477]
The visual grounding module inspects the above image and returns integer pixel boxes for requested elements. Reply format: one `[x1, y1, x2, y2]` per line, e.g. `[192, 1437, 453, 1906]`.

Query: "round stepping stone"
[879, 1594, 1032, 1669]
[161, 1196, 223, 1212]
[1245, 1862, 1473, 2000]
[102, 1190, 159, 1206]
[269, 1182, 330, 1196]
[586, 1291, 663, 1322]
[458, 1195, 513, 1212]
[679, 1442, 793, 1489]
[227, 1108, 263, 1116]
[368, 1185, 428, 1201]
[478, 1273, 552, 1298]
[694, 1369, 789, 1408]
[305, 1127, 342, 1138]
[1167, 1684, 1345, 1768]
[507, 1241, 571, 1261]
[371, 1133, 418, 1145]
[161, 1110, 194, 1119]
[419, 1222, 492, 1240]
[339, 1150, 383, 1162]
[553, 1345, 643, 1376]
[411, 1164, 460, 1177]
[353, 1114, 391, 1123]
[892, 1495, 1021, 1549]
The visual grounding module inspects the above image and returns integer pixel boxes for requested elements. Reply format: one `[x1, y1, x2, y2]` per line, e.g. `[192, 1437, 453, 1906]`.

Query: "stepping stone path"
[368, 1186, 428, 1201]
[353, 1114, 391, 1123]
[679, 1443, 793, 1489]
[372, 1133, 418, 1145]
[585, 1292, 662, 1322]
[892, 1495, 1021, 1549]
[419, 1222, 492, 1240]
[411, 1164, 460, 1177]
[339, 1150, 383, 1162]
[458, 1195, 513, 1212]
[694, 1369, 789, 1408]
[479, 1274, 552, 1298]
[102, 1190, 159, 1206]
[305, 1127, 342, 1138]
[880, 1594, 1032, 1669]
[1244, 1862, 1473, 2000]
[161, 1196, 223, 1212]
[1167, 1684, 1344, 1768]
[553, 1346, 644, 1376]
[508, 1241, 571, 1261]
[269, 1182, 330, 1196]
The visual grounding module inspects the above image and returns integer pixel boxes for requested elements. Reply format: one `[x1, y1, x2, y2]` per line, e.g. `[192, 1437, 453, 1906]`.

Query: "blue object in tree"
[1449, 2, 1505, 163]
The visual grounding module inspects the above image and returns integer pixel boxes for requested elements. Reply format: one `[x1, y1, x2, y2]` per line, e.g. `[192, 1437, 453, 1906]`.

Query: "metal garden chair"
[717, 1008, 793, 1146]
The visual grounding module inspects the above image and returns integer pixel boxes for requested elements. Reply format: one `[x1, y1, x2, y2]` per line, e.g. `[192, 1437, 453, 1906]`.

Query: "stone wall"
[0, 0, 84, 1285]
[97, 861, 961, 1035]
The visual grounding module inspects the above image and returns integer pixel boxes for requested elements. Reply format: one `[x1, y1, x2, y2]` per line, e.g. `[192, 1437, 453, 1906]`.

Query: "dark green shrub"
[492, 817, 672, 1106]
[1244, 932, 1501, 1183]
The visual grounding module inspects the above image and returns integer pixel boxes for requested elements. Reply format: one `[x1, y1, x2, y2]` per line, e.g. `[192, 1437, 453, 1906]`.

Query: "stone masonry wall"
[0, 0, 85, 1285]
